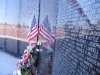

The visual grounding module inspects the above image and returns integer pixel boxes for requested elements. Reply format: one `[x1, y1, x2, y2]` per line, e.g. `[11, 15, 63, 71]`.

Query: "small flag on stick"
[39, 15, 55, 44]
[28, 14, 39, 41]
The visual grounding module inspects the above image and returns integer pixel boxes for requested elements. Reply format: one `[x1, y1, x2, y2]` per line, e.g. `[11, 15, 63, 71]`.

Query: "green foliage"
[16, 44, 39, 75]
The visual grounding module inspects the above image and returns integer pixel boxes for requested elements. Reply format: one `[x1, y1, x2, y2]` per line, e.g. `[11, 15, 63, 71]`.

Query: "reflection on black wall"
[0, 0, 100, 75]
[52, 0, 100, 75]
[0, 38, 29, 57]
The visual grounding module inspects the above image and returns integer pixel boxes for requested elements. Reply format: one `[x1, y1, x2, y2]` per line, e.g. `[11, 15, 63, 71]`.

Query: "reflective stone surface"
[52, 0, 100, 75]
[0, 0, 100, 75]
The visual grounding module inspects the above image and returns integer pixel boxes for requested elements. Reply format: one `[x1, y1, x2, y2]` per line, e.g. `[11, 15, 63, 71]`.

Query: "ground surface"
[0, 51, 19, 75]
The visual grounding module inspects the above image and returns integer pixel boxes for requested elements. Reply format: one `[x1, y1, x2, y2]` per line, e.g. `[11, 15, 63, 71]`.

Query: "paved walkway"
[0, 51, 19, 75]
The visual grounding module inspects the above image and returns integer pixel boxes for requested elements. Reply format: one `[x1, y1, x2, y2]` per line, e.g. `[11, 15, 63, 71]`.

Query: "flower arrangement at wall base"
[13, 43, 40, 75]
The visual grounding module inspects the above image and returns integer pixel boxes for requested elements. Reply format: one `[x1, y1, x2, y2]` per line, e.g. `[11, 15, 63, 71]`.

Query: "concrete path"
[0, 51, 19, 75]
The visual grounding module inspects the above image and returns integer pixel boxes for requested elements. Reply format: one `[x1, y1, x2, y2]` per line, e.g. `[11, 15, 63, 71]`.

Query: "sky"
[0, 0, 57, 27]
[0, 0, 99, 27]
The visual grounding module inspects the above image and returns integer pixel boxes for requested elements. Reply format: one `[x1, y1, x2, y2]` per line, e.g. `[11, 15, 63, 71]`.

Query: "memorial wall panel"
[52, 0, 100, 75]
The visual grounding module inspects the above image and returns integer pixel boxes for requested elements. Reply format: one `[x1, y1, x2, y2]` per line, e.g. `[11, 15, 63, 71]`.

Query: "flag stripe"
[40, 31, 51, 44]
[29, 31, 38, 41]
[28, 25, 38, 41]
[29, 24, 38, 36]
[41, 25, 54, 43]
[41, 25, 55, 39]
[40, 25, 54, 44]
[40, 31, 52, 44]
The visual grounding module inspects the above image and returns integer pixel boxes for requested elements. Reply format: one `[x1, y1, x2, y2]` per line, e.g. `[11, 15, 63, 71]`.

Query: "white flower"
[13, 70, 22, 75]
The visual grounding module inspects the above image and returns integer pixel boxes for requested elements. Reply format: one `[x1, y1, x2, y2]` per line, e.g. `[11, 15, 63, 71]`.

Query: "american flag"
[28, 14, 38, 41]
[39, 15, 55, 44]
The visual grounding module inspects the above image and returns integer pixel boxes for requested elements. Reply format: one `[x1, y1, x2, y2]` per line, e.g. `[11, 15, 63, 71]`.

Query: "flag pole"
[36, 0, 41, 74]
[37, 0, 41, 42]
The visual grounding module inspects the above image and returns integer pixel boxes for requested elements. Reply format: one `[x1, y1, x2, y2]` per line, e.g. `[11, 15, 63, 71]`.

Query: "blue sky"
[0, 0, 99, 27]
[0, 0, 6, 23]
[0, 0, 20, 24]
[0, 0, 57, 27]
[0, 0, 39, 25]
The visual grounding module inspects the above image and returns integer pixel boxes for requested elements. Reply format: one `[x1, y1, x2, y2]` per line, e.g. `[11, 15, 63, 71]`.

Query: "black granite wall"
[52, 0, 100, 75]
